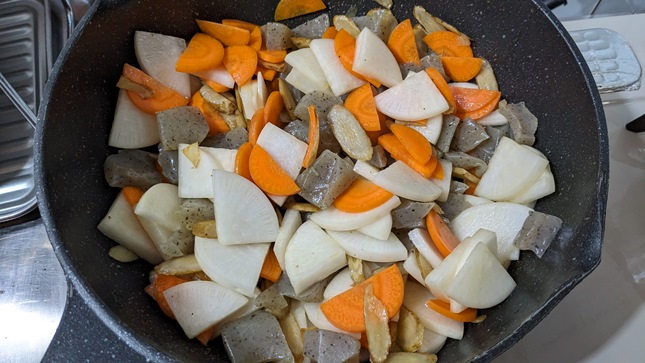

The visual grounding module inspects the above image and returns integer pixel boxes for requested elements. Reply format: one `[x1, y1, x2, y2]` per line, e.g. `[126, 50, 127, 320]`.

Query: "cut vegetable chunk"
[334, 177, 393, 213]
[164, 280, 247, 339]
[194, 236, 269, 296]
[296, 149, 356, 209]
[134, 31, 191, 97]
[353, 28, 402, 87]
[175, 33, 224, 73]
[328, 105, 374, 160]
[310, 38, 365, 96]
[327, 230, 407, 263]
[249, 144, 301, 196]
[344, 83, 381, 132]
[104, 149, 161, 190]
[373, 161, 442, 202]
[285, 221, 347, 294]
[121, 64, 189, 114]
[157, 106, 209, 150]
[403, 281, 463, 340]
[178, 144, 237, 198]
[310, 195, 401, 231]
[303, 328, 361, 363]
[274, 208, 302, 270]
[274, 0, 327, 21]
[211, 170, 279, 244]
[374, 70, 448, 121]
[108, 89, 160, 149]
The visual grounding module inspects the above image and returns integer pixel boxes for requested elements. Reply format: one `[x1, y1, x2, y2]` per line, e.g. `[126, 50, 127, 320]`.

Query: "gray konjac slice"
[200, 127, 249, 149]
[435, 114, 460, 153]
[291, 14, 330, 39]
[157, 149, 179, 184]
[499, 101, 538, 146]
[303, 329, 361, 363]
[296, 150, 356, 209]
[450, 118, 490, 153]
[175, 199, 214, 230]
[443, 151, 488, 177]
[514, 211, 563, 258]
[157, 106, 209, 150]
[104, 149, 162, 190]
[392, 199, 435, 229]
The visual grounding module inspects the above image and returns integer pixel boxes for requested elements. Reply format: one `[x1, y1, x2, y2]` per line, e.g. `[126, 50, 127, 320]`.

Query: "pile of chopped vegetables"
[98, 0, 563, 361]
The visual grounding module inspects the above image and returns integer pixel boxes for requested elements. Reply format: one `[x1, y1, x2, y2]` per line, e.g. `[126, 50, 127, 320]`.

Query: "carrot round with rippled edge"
[320, 265, 404, 333]
[121, 64, 188, 114]
[449, 85, 501, 120]
[203, 79, 230, 93]
[190, 92, 230, 136]
[249, 144, 301, 196]
[378, 133, 437, 178]
[222, 45, 258, 86]
[121, 186, 145, 208]
[322, 26, 338, 39]
[175, 33, 225, 74]
[425, 210, 461, 257]
[264, 91, 284, 126]
[425, 67, 456, 114]
[387, 19, 420, 66]
[333, 178, 394, 213]
[302, 105, 320, 168]
[258, 48, 287, 63]
[274, 0, 327, 21]
[196, 19, 251, 46]
[260, 247, 283, 283]
[389, 124, 433, 165]
[344, 83, 381, 132]
[426, 299, 477, 323]
[144, 274, 190, 320]
[248, 108, 268, 146]
[234, 142, 253, 181]
[442, 56, 483, 82]
[334, 29, 382, 88]
[423, 30, 474, 58]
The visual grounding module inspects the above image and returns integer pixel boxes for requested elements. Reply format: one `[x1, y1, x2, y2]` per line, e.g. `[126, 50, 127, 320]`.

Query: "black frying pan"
[34, 0, 608, 361]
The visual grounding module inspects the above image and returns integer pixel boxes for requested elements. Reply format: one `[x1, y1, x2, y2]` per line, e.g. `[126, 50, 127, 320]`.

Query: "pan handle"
[542, 0, 567, 10]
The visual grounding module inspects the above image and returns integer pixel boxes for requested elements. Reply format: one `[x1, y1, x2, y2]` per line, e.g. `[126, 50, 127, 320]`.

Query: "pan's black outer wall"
[35, 0, 608, 361]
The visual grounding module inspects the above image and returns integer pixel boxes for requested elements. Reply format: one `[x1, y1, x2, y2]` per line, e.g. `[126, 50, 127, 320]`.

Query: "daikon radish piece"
[310, 195, 401, 231]
[108, 89, 160, 149]
[327, 230, 407, 263]
[403, 281, 464, 340]
[274, 208, 303, 270]
[477, 109, 508, 126]
[402, 114, 443, 145]
[309, 38, 365, 96]
[323, 267, 354, 300]
[374, 71, 448, 121]
[510, 165, 556, 204]
[373, 161, 442, 202]
[408, 228, 444, 269]
[238, 78, 267, 120]
[285, 48, 329, 93]
[403, 252, 427, 287]
[178, 144, 237, 198]
[353, 159, 380, 181]
[430, 159, 453, 203]
[192, 64, 235, 89]
[353, 28, 402, 87]
[357, 213, 393, 240]
[134, 31, 190, 97]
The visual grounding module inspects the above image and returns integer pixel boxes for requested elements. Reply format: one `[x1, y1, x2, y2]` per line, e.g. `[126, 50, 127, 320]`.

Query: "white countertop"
[498, 13, 645, 363]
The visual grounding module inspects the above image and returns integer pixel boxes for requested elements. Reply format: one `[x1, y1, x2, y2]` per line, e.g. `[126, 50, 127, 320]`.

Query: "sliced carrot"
[387, 19, 420, 65]
[431, 156, 444, 180]
[425, 210, 461, 257]
[258, 48, 287, 63]
[235, 142, 253, 180]
[302, 105, 319, 168]
[144, 274, 190, 320]
[221, 20, 262, 50]
[344, 84, 380, 132]
[366, 112, 389, 146]
[464, 178, 477, 195]
[333, 178, 394, 213]
[195, 326, 216, 346]
[121, 64, 188, 114]
[426, 299, 477, 323]
[423, 31, 474, 58]
[248, 27, 263, 51]
[274, 0, 327, 21]
[396, 120, 428, 127]
[441, 56, 483, 82]
[203, 79, 230, 93]
[222, 45, 258, 86]
[378, 133, 437, 178]
[249, 144, 301, 196]
[425, 67, 456, 114]
[121, 186, 144, 208]
[264, 91, 284, 126]
[248, 108, 267, 146]
[260, 247, 283, 283]
[221, 19, 258, 32]
[320, 265, 404, 333]
[322, 26, 338, 39]
[257, 65, 277, 81]
[175, 33, 225, 73]
[449, 85, 501, 120]
[195, 20, 251, 46]
[334, 29, 382, 88]
[389, 124, 433, 165]
[190, 92, 230, 136]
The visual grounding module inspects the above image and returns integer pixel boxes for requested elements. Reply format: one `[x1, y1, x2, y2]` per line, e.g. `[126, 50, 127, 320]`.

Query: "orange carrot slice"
[221, 19, 258, 31]
[333, 178, 394, 213]
[196, 20, 251, 46]
[387, 19, 420, 65]
[122, 186, 144, 208]
[366, 112, 388, 146]
[441, 56, 483, 82]
[248, 108, 268, 146]
[264, 91, 284, 126]
[190, 92, 230, 136]
[274, 0, 327, 21]
[121, 64, 188, 114]
[449, 85, 501, 120]
[426, 299, 477, 323]
[389, 124, 433, 164]
[322, 26, 338, 39]
[222, 45, 258, 86]
[235, 142, 253, 181]
[302, 105, 319, 168]
[144, 274, 190, 319]
[431, 156, 444, 180]
[344, 84, 380, 132]
[260, 247, 283, 283]
[203, 79, 230, 93]
[249, 27, 263, 51]
[258, 48, 287, 63]
[378, 133, 437, 178]
[425, 67, 456, 114]
[195, 326, 216, 346]
[423, 31, 474, 58]
[249, 144, 301, 196]
[256, 65, 277, 81]
[175, 33, 225, 73]
[320, 265, 404, 333]
[425, 210, 461, 257]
